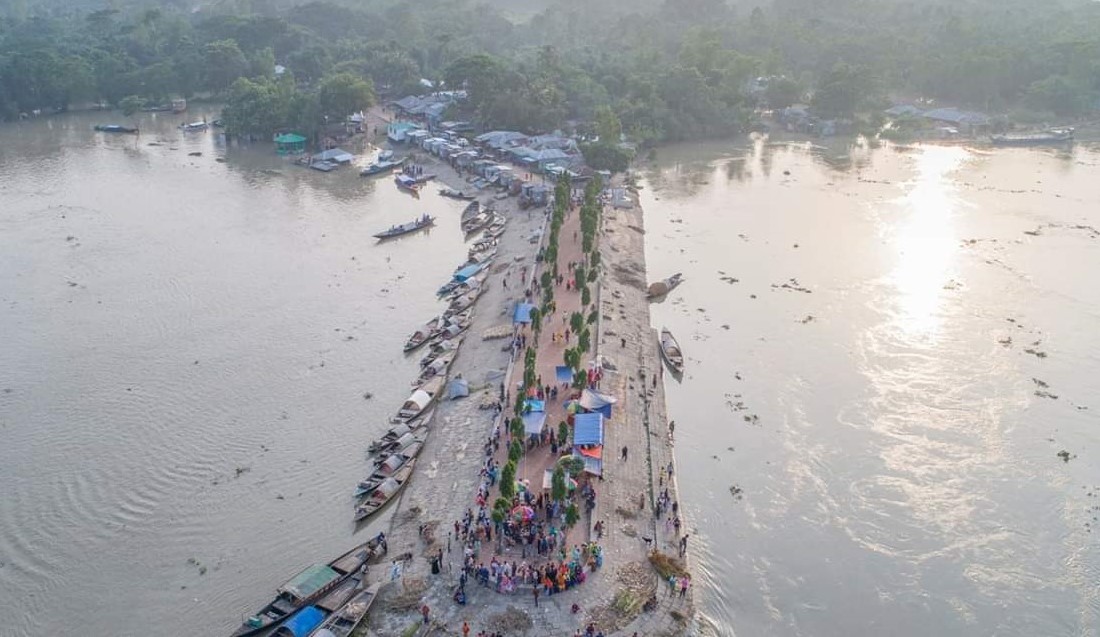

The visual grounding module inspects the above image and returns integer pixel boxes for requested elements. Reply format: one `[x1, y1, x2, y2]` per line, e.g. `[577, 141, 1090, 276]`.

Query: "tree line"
[2, 0, 1098, 140]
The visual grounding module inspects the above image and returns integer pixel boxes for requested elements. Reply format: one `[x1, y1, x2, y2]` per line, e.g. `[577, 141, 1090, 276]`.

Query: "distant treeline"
[1, 0, 1098, 141]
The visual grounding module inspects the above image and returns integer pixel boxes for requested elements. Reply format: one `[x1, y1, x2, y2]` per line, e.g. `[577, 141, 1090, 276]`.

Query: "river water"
[641, 138, 1100, 636]
[0, 109, 476, 636]
[2, 113, 1098, 637]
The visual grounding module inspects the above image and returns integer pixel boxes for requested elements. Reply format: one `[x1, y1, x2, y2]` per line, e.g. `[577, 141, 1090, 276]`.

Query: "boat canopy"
[379, 454, 407, 474]
[278, 564, 340, 601]
[453, 263, 483, 282]
[274, 606, 325, 637]
[314, 630, 338, 637]
[392, 432, 416, 450]
[402, 390, 431, 412]
[373, 478, 401, 499]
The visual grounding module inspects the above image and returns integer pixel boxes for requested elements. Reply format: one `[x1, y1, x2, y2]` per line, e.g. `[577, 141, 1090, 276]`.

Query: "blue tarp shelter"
[276, 606, 325, 637]
[524, 399, 545, 412]
[513, 303, 535, 324]
[579, 389, 617, 419]
[522, 411, 547, 435]
[555, 366, 573, 383]
[573, 412, 605, 446]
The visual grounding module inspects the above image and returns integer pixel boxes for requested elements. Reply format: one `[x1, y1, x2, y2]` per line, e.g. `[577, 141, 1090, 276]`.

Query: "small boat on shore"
[413, 351, 456, 385]
[419, 339, 461, 367]
[360, 157, 405, 176]
[460, 201, 481, 222]
[353, 459, 416, 521]
[991, 127, 1074, 146]
[373, 214, 434, 240]
[94, 124, 138, 134]
[447, 287, 484, 314]
[647, 273, 685, 299]
[404, 316, 443, 352]
[228, 540, 383, 637]
[357, 439, 424, 497]
[658, 327, 685, 375]
[461, 212, 493, 234]
[440, 187, 476, 200]
[367, 409, 434, 455]
[395, 376, 444, 422]
[181, 121, 208, 132]
[394, 173, 420, 193]
[304, 582, 383, 637]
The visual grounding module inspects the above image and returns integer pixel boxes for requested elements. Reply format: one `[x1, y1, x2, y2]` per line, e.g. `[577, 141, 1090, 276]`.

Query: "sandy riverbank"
[355, 109, 695, 635]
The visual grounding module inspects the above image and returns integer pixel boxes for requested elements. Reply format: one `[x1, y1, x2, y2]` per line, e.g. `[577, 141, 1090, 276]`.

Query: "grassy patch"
[648, 550, 689, 579]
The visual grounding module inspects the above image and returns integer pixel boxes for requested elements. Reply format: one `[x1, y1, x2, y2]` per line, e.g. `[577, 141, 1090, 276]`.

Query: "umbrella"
[511, 505, 535, 522]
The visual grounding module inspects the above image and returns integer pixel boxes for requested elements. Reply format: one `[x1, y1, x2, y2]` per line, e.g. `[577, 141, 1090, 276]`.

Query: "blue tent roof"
[555, 366, 573, 383]
[573, 412, 604, 446]
[524, 399, 545, 412]
[513, 303, 535, 324]
[522, 411, 547, 435]
[277, 606, 325, 637]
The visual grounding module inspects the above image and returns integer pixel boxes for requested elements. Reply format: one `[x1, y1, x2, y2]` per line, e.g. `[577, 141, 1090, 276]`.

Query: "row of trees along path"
[478, 175, 603, 562]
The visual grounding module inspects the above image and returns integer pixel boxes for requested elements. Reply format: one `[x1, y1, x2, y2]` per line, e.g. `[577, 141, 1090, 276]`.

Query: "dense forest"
[1, 0, 1098, 143]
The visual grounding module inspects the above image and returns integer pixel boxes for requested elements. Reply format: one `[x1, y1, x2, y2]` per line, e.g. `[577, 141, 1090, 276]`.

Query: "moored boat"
[440, 187, 476, 200]
[357, 439, 424, 497]
[353, 459, 416, 521]
[394, 376, 444, 422]
[658, 327, 685, 375]
[304, 582, 384, 637]
[647, 273, 685, 299]
[228, 540, 383, 637]
[94, 124, 139, 134]
[460, 201, 481, 222]
[394, 173, 420, 192]
[360, 157, 405, 176]
[181, 121, 208, 132]
[404, 316, 443, 352]
[461, 212, 492, 234]
[373, 214, 434, 240]
[991, 127, 1074, 146]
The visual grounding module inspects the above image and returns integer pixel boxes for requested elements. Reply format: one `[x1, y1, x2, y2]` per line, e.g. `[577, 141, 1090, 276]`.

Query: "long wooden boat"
[353, 459, 416, 521]
[460, 200, 481, 222]
[658, 327, 685, 375]
[94, 124, 138, 134]
[461, 212, 493, 234]
[447, 287, 484, 314]
[440, 187, 476, 200]
[991, 127, 1073, 146]
[394, 173, 420, 192]
[228, 539, 383, 637]
[404, 316, 443, 352]
[181, 121, 208, 132]
[357, 440, 424, 498]
[419, 340, 460, 368]
[647, 273, 684, 299]
[413, 352, 455, 386]
[394, 376, 444, 422]
[305, 582, 384, 637]
[367, 408, 434, 455]
[374, 215, 434, 240]
[360, 158, 405, 176]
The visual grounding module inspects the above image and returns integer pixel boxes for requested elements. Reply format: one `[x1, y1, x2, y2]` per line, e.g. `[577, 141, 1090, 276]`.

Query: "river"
[641, 137, 1100, 636]
[2, 112, 1098, 636]
[0, 108, 476, 636]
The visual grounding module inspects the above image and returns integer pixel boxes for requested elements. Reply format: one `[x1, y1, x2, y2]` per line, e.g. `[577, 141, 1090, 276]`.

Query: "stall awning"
[555, 366, 573, 383]
[573, 412, 604, 446]
[513, 302, 535, 324]
[522, 411, 547, 435]
[579, 389, 617, 419]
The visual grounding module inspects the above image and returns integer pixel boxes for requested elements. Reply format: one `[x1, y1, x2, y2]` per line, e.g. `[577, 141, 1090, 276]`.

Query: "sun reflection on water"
[889, 146, 970, 337]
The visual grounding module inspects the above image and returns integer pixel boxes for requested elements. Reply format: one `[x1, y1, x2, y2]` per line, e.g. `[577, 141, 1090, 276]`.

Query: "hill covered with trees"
[1, 0, 1098, 142]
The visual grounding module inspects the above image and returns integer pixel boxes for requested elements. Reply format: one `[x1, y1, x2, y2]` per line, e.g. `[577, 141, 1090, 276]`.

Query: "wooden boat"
[991, 127, 1074, 146]
[447, 287, 484, 314]
[373, 214, 434, 240]
[466, 248, 497, 266]
[484, 215, 507, 235]
[94, 124, 138, 134]
[469, 238, 498, 254]
[394, 173, 420, 192]
[647, 273, 684, 299]
[440, 187, 476, 200]
[367, 409, 434, 455]
[442, 277, 483, 303]
[481, 223, 507, 240]
[460, 201, 481, 223]
[404, 316, 443, 352]
[461, 212, 493, 234]
[365, 431, 421, 466]
[413, 352, 455, 385]
[419, 339, 461, 368]
[228, 539, 383, 637]
[305, 582, 383, 637]
[180, 121, 208, 132]
[394, 376, 444, 422]
[360, 158, 405, 176]
[658, 327, 684, 375]
[357, 440, 424, 497]
[353, 459, 416, 521]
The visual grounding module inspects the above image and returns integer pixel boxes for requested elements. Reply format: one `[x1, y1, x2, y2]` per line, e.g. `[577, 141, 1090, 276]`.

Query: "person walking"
[621, 445, 628, 460]
[533, 585, 540, 607]
[463, 621, 471, 637]
[421, 603, 430, 624]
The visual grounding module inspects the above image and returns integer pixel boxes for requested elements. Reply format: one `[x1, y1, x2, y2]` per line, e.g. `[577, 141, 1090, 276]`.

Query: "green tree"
[203, 39, 249, 93]
[594, 104, 622, 143]
[509, 439, 523, 464]
[500, 462, 517, 500]
[811, 63, 879, 119]
[564, 502, 579, 528]
[570, 312, 584, 336]
[764, 76, 802, 109]
[119, 95, 146, 117]
[558, 421, 570, 447]
[551, 465, 567, 503]
[318, 72, 375, 121]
